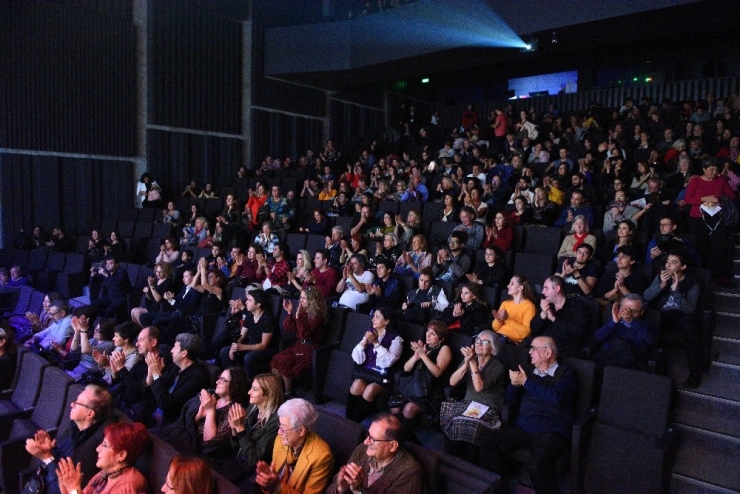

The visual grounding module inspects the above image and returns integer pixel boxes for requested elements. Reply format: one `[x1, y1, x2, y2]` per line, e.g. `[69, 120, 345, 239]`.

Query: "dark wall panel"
[0, 2, 136, 155]
[329, 100, 385, 151]
[148, 0, 242, 134]
[146, 130, 243, 200]
[251, 110, 324, 164]
[0, 153, 133, 246]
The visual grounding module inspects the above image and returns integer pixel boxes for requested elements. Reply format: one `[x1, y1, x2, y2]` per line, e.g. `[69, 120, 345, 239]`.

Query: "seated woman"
[161, 367, 249, 458]
[369, 211, 397, 240]
[438, 192, 460, 222]
[223, 373, 283, 479]
[183, 203, 202, 229]
[509, 195, 533, 225]
[467, 246, 508, 288]
[56, 422, 149, 494]
[339, 233, 368, 266]
[162, 201, 182, 225]
[254, 221, 279, 255]
[65, 315, 116, 381]
[96, 321, 140, 385]
[271, 287, 327, 395]
[390, 320, 453, 440]
[199, 183, 217, 198]
[183, 216, 209, 246]
[603, 220, 644, 263]
[238, 244, 267, 285]
[285, 249, 313, 297]
[440, 330, 506, 464]
[482, 212, 513, 252]
[556, 214, 597, 261]
[492, 275, 536, 344]
[394, 234, 433, 279]
[107, 230, 127, 258]
[156, 236, 181, 265]
[84, 229, 107, 267]
[530, 186, 558, 226]
[442, 283, 491, 336]
[131, 261, 174, 327]
[0, 323, 17, 391]
[299, 209, 331, 236]
[9, 291, 60, 344]
[346, 307, 403, 422]
[189, 257, 227, 316]
[162, 455, 214, 494]
[394, 210, 422, 245]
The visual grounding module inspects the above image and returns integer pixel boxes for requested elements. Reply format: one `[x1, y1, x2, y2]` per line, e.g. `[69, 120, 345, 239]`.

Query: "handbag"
[394, 367, 432, 400]
[351, 365, 389, 386]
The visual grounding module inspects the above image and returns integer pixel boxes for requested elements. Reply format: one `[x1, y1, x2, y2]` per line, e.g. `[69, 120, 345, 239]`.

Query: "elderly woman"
[131, 261, 174, 327]
[225, 373, 283, 477]
[254, 221, 279, 255]
[346, 307, 403, 422]
[390, 320, 453, 439]
[492, 275, 537, 344]
[162, 456, 214, 494]
[271, 287, 327, 395]
[370, 233, 402, 269]
[56, 422, 149, 493]
[556, 214, 597, 261]
[255, 398, 333, 494]
[394, 234, 432, 279]
[183, 216, 209, 246]
[65, 315, 117, 381]
[440, 330, 506, 464]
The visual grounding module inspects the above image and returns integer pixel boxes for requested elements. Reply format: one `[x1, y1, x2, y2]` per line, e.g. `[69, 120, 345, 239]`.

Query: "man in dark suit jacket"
[139, 267, 202, 343]
[90, 255, 132, 320]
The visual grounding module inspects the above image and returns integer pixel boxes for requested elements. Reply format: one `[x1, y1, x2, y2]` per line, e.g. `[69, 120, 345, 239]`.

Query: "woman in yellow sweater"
[491, 274, 537, 343]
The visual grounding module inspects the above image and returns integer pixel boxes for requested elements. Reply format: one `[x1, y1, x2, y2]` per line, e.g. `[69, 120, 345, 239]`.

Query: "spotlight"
[521, 39, 537, 52]
[551, 31, 558, 44]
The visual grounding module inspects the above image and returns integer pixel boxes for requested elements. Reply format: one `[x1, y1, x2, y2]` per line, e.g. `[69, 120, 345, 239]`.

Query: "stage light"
[421, 78, 430, 84]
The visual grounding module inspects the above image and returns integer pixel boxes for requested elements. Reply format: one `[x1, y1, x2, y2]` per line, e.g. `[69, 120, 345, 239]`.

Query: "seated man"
[45, 227, 75, 253]
[350, 204, 380, 237]
[5, 266, 28, 287]
[324, 226, 344, 266]
[302, 249, 340, 298]
[529, 276, 588, 359]
[432, 231, 472, 285]
[453, 207, 485, 249]
[367, 259, 403, 311]
[602, 190, 641, 232]
[139, 268, 202, 343]
[327, 413, 424, 494]
[645, 214, 700, 268]
[90, 256, 132, 320]
[24, 385, 116, 494]
[258, 242, 290, 293]
[555, 244, 599, 297]
[643, 251, 701, 388]
[593, 294, 658, 369]
[596, 246, 650, 301]
[109, 325, 170, 423]
[479, 336, 577, 494]
[401, 268, 449, 325]
[24, 299, 73, 354]
[337, 254, 375, 310]
[553, 190, 595, 229]
[147, 333, 209, 424]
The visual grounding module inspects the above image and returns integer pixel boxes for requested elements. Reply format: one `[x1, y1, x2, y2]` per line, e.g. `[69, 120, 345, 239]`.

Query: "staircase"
[669, 233, 740, 493]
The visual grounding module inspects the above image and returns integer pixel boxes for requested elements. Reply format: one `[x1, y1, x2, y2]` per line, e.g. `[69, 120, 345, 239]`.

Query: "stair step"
[671, 473, 740, 494]
[672, 390, 740, 438]
[715, 314, 740, 339]
[714, 338, 740, 366]
[672, 424, 740, 492]
[664, 358, 740, 399]
[715, 297, 740, 314]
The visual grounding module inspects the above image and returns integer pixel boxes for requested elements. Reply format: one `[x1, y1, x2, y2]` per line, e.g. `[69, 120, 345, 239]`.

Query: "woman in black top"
[443, 282, 491, 336]
[467, 246, 508, 287]
[0, 324, 17, 391]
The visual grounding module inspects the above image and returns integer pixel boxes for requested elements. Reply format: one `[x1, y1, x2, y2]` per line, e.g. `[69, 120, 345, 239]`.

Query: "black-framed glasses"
[217, 376, 231, 383]
[364, 430, 394, 444]
[72, 401, 95, 411]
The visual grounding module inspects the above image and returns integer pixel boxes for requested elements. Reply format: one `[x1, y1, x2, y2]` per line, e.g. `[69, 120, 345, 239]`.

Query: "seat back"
[306, 234, 326, 256]
[561, 357, 596, 419]
[46, 251, 67, 273]
[322, 350, 356, 403]
[63, 253, 85, 273]
[406, 442, 441, 494]
[8, 286, 33, 316]
[11, 352, 49, 410]
[314, 409, 365, 474]
[30, 367, 74, 430]
[340, 313, 372, 353]
[286, 233, 307, 257]
[27, 289, 46, 314]
[524, 225, 563, 254]
[6, 347, 28, 391]
[429, 221, 457, 246]
[512, 253, 554, 293]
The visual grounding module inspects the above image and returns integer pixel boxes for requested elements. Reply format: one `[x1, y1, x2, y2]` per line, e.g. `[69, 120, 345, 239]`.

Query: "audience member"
[593, 294, 657, 369]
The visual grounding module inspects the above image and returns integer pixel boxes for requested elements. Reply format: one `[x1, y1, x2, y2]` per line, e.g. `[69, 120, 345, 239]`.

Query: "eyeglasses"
[529, 346, 549, 352]
[72, 401, 95, 411]
[216, 376, 231, 383]
[474, 338, 491, 346]
[364, 430, 395, 445]
[48, 311, 60, 316]
[278, 425, 299, 434]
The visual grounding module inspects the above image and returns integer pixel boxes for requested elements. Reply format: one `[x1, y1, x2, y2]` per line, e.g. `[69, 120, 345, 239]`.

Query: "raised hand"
[228, 403, 247, 433]
[56, 457, 83, 494]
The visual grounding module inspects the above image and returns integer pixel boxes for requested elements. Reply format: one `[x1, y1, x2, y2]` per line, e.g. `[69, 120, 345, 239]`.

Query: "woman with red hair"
[56, 422, 149, 493]
[162, 456, 214, 494]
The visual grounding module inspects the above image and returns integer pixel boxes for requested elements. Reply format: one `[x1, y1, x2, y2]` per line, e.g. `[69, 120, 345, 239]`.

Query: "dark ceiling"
[265, 0, 739, 91]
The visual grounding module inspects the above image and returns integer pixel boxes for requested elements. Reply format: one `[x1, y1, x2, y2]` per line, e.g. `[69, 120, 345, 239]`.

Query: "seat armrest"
[570, 409, 596, 494]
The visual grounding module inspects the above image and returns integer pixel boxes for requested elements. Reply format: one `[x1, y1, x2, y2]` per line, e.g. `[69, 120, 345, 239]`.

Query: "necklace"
[104, 465, 131, 480]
